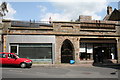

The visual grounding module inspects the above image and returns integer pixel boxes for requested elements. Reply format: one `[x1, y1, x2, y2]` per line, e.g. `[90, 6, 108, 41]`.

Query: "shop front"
[4, 35, 55, 64]
[80, 38, 117, 63]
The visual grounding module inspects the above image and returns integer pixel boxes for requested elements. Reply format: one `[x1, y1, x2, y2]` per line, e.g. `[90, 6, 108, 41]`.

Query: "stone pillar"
[55, 36, 63, 64]
[117, 21, 120, 63]
[2, 20, 11, 52]
[73, 38, 80, 64]
[3, 35, 6, 52]
[0, 23, 2, 52]
[0, 17, 2, 23]
[117, 39, 120, 63]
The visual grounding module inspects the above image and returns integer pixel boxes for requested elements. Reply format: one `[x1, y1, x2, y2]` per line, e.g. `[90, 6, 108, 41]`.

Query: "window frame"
[9, 44, 19, 55]
[18, 44, 52, 59]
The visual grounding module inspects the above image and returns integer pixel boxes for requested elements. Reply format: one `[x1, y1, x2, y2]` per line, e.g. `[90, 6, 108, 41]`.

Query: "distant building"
[104, 6, 120, 21]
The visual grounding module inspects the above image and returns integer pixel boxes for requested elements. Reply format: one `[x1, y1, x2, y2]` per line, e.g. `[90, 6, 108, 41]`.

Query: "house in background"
[104, 6, 120, 21]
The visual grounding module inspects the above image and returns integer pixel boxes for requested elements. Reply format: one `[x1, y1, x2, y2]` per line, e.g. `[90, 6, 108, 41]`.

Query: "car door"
[7, 54, 18, 65]
[11, 54, 19, 65]
[0, 53, 8, 64]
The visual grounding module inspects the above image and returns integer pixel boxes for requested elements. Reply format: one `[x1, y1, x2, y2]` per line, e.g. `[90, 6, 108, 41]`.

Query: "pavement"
[32, 63, 120, 68]
[32, 63, 94, 67]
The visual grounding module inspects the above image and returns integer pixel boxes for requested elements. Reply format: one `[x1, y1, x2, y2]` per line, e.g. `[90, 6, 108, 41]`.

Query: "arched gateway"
[61, 39, 74, 63]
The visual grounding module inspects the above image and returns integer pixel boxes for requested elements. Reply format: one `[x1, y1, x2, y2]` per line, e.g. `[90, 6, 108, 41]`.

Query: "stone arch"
[61, 39, 75, 63]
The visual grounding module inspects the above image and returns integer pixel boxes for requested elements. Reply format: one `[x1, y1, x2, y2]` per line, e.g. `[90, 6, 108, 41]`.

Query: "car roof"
[0, 52, 15, 54]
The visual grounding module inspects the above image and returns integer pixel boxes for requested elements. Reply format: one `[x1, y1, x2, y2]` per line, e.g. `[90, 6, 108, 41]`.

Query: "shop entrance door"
[93, 47, 104, 63]
[61, 39, 74, 63]
[93, 47, 111, 63]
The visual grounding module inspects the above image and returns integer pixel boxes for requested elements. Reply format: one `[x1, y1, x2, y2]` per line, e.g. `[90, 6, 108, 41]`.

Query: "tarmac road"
[1, 65, 119, 78]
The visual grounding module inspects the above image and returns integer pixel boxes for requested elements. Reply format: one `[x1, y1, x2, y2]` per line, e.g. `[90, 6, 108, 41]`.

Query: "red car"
[0, 52, 32, 68]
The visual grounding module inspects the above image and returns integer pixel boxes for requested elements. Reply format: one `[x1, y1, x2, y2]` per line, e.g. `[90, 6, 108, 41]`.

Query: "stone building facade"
[0, 6, 120, 64]
[1, 19, 120, 64]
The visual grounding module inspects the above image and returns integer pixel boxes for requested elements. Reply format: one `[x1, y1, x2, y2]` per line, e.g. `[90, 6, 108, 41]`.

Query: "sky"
[0, 0, 120, 22]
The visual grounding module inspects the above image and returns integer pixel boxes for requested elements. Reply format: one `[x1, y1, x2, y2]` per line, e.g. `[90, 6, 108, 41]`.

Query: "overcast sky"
[0, 0, 119, 21]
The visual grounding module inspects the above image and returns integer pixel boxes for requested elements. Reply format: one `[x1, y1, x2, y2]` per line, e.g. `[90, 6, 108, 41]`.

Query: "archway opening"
[61, 39, 74, 63]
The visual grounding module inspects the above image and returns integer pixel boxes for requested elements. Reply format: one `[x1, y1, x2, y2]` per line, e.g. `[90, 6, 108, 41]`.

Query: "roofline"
[53, 20, 117, 25]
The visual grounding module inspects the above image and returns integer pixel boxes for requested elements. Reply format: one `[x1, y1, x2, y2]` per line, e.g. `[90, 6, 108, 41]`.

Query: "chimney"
[78, 15, 92, 21]
[107, 6, 112, 15]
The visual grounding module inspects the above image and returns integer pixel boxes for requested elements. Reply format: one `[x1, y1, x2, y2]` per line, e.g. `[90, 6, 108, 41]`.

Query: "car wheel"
[20, 63, 26, 68]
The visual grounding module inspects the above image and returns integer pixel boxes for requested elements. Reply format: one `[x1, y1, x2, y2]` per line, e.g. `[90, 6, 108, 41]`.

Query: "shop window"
[79, 43, 93, 60]
[110, 44, 117, 59]
[19, 44, 52, 59]
[80, 53, 91, 60]
[80, 52, 86, 60]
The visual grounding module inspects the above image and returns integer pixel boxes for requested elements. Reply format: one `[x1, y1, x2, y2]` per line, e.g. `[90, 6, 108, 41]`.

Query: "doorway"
[93, 46, 116, 63]
[93, 47, 104, 63]
[61, 39, 74, 63]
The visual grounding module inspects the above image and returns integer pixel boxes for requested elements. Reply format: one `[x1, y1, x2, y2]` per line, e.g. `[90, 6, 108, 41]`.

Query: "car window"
[0, 54, 6, 58]
[8, 54, 16, 59]
[12, 55, 16, 59]
[0, 54, 2, 58]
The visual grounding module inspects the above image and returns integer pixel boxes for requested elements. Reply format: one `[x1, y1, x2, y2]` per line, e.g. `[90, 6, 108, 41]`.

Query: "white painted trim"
[9, 44, 19, 55]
